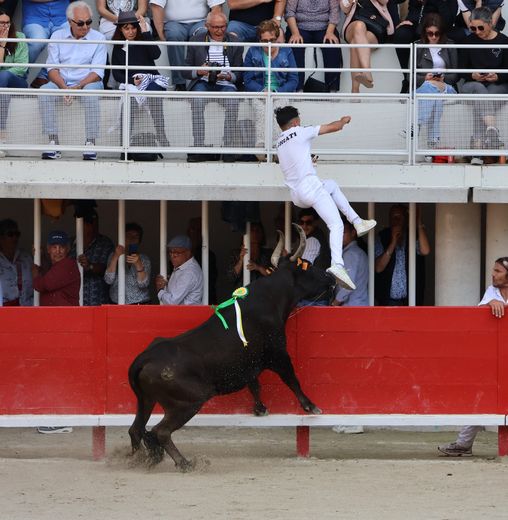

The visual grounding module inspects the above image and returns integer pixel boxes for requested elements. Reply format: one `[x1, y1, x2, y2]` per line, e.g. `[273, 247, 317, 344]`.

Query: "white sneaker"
[332, 425, 364, 434]
[83, 140, 97, 161]
[354, 219, 377, 237]
[37, 426, 73, 434]
[326, 264, 356, 290]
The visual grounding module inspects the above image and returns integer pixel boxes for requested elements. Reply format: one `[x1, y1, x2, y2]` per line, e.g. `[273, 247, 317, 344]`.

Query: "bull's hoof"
[253, 403, 269, 417]
[143, 431, 165, 466]
[304, 403, 322, 415]
[176, 458, 196, 473]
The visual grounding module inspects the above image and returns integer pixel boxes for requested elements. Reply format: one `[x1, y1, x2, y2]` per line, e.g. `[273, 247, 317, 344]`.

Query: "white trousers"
[456, 425, 484, 448]
[290, 176, 360, 266]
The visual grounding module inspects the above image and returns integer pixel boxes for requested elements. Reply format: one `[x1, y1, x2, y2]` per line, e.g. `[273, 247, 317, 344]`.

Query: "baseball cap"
[47, 230, 70, 246]
[167, 235, 192, 250]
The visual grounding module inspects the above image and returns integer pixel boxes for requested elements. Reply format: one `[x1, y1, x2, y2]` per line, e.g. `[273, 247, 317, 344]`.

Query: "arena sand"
[1, 426, 507, 519]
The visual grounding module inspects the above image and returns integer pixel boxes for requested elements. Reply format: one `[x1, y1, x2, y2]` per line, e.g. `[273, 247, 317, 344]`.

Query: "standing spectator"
[21, 0, 69, 88]
[183, 11, 243, 163]
[111, 10, 170, 147]
[0, 219, 33, 306]
[73, 210, 114, 306]
[438, 257, 508, 457]
[285, 0, 341, 92]
[0, 9, 28, 159]
[97, 0, 149, 40]
[339, 0, 394, 93]
[156, 234, 204, 305]
[105, 222, 151, 304]
[458, 6, 508, 165]
[32, 230, 80, 306]
[374, 204, 430, 306]
[150, 0, 224, 91]
[38, 1, 107, 161]
[227, 0, 286, 42]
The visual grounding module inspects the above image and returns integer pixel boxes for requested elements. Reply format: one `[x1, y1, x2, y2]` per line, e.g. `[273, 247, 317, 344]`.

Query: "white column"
[160, 201, 167, 279]
[117, 200, 126, 305]
[76, 218, 84, 306]
[408, 202, 416, 306]
[368, 202, 375, 306]
[435, 203, 481, 306]
[33, 199, 41, 307]
[485, 204, 508, 287]
[201, 201, 209, 304]
[284, 201, 291, 253]
[243, 221, 251, 286]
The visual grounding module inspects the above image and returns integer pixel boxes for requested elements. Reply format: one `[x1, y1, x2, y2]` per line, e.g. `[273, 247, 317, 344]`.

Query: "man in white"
[150, 0, 224, 90]
[275, 105, 376, 290]
[39, 1, 107, 161]
[155, 235, 204, 305]
[438, 256, 508, 457]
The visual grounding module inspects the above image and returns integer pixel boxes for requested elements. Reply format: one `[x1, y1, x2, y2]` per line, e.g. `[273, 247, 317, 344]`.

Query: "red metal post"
[498, 426, 508, 457]
[296, 426, 310, 457]
[92, 426, 106, 461]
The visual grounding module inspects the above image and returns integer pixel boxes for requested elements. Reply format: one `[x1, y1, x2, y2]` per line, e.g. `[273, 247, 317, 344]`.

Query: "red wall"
[1, 306, 506, 416]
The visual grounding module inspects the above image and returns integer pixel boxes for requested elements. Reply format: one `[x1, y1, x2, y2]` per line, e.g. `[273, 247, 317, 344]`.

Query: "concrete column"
[485, 204, 508, 287]
[435, 203, 481, 306]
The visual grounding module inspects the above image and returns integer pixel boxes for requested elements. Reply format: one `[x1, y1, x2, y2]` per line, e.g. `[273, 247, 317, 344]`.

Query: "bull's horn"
[271, 230, 284, 267]
[289, 224, 306, 262]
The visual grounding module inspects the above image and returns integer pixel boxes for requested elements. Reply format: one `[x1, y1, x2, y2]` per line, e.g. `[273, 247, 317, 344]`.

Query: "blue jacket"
[244, 46, 298, 93]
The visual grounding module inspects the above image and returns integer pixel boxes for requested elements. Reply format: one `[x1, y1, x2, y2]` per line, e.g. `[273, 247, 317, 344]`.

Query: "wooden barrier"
[1, 306, 507, 458]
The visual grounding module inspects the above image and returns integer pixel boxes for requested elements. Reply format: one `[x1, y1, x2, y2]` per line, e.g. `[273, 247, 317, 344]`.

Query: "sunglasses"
[72, 19, 93, 27]
[425, 30, 440, 37]
[2, 230, 20, 238]
[260, 38, 277, 43]
[469, 25, 486, 32]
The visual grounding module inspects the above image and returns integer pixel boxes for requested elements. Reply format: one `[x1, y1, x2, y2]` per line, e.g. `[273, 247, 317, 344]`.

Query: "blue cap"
[167, 234, 192, 250]
[47, 230, 70, 246]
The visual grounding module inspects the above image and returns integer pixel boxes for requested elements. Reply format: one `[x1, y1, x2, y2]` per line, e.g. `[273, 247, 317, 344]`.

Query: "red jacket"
[33, 257, 81, 306]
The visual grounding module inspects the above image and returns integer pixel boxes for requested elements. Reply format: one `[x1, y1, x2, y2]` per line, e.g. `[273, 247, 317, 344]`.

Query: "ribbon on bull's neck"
[212, 287, 249, 346]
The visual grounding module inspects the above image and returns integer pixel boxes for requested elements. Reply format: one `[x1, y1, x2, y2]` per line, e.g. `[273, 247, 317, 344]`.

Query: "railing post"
[201, 200, 209, 305]
[368, 202, 375, 306]
[243, 222, 251, 287]
[408, 202, 416, 306]
[117, 200, 126, 304]
[160, 201, 167, 279]
[76, 217, 84, 306]
[33, 199, 41, 307]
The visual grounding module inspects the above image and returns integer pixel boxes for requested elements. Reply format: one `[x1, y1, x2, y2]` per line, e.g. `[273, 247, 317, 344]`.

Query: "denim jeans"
[23, 22, 67, 78]
[39, 80, 103, 139]
[0, 71, 28, 129]
[226, 20, 257, 42]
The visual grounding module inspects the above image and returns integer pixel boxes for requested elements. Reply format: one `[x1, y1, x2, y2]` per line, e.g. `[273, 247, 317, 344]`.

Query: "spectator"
[0, 218, 33, 306]
[458, 6, 508, 165]
[97, 0, 149, 40]
[111, 10, 170, 147]
[454, 0, 505, 42]
[0, 9, 28, 159]
[227, 221, 272, 287]
[183, 11, 243, 163]
[297, 208, 331, 306]
[227, 0, 286, 42]
[21, 0, 68, 88]
[415, 13, 457, 151]
[150, 0, 224, 91]
[38, 1, 107, 161]
[285, 0, 341, 92]
[104, 222, 151, 304]
[332, 221, 368, 306]
[339, 0, 394, 93]
[438, 257, 508, 457]
[392, 0, 459, 93]
[72, 210, 114, 306]
[156, 234, 204, 305]
[32, 230, 80, 306]
[244, 19, 297, 153]
[374, 204, 430, 306]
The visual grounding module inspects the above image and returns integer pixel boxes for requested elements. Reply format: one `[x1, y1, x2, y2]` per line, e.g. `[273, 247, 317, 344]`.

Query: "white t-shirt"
[276, 125, 320, 191]
[149, 0, 224, 23]
[479, 285, 508, 306]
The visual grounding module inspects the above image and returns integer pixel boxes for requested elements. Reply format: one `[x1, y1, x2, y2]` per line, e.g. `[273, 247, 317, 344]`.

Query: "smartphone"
[128, 243, 139, 255]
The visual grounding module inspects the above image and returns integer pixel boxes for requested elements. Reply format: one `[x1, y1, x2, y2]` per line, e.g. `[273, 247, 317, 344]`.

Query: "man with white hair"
[38, 1, 107, 161]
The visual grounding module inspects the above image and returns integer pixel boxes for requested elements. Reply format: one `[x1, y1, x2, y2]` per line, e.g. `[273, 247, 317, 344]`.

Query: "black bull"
[128, 228, 335, 470]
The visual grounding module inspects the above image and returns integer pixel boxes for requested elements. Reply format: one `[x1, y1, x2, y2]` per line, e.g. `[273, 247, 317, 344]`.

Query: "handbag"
[354, 2, 389, 41]
[303, 48, 329, 93]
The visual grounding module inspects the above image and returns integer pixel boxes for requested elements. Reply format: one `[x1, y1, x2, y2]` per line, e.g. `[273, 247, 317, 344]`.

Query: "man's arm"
[480, 300, 506, 318]
[150, 3, 166, 40]
[318, 116, 351, 135]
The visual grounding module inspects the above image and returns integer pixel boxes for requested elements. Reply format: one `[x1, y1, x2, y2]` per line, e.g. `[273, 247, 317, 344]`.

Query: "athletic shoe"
[470, 156, 483, 166]
[437, 442, 472, 457]
[83, 140, 97, 161]
[484, 126, 504, 149]
[41, 140, 61, 160]
[37, 426, 73, 434]
[332, 425, 364, 434]
[326, 264, 356, 291]
[354, 219, 377, 237]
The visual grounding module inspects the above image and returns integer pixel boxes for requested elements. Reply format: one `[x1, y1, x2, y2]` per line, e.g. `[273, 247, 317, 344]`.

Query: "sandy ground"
[0, 426, 507, 520]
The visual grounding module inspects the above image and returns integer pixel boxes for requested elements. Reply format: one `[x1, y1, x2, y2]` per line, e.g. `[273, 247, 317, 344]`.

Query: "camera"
[207, 62, 222, 85]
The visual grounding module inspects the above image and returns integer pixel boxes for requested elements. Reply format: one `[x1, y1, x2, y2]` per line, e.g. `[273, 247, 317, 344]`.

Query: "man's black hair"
[0, 219, 18, 236]
[126, 222, 144, 242]
[298, 208, 319, 221]
[275, 106, 299, 128]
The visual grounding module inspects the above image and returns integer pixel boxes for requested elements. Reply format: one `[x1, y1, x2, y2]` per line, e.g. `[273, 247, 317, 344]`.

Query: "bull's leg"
[129, 396, 156, 454]
[270, 351, 322, 415]
[248, 378, 269, 416]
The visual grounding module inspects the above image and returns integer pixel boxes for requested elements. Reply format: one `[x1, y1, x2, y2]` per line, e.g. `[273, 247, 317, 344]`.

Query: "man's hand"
[289, 32, 304, 44]
[489, 300, 506, 318]
[323, 31, 339, 44]
[396, 20, 413, 29]
[338, 116, 351, 129]
[155, 274, 168, 291]
[77, 254, 90, 269]
[31, 263, 40, 279]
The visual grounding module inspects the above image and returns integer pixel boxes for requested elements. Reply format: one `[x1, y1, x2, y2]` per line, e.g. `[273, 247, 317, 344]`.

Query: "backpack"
[127, 132, 163, 161]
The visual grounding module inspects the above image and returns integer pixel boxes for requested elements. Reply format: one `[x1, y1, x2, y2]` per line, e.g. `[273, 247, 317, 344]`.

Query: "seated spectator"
[458, 6, 508, 165]
[22, 0, 69, 88]
[156, 234, 204, 305]
[332, 221, 368, 306]
[339, 0, 394, 93]
[0, 10, 28, 158]
[285, 0, 341, 92]
[183, 11, 243, 163]
[104, 222, 151, 304]
[227, 0, 285, 42]
[38, 1, 107, 161]
[227, 221, 272, 287]
[415, 13, 457, 151]
[97, 0, 149, 40]
[32, 230, 80, 306]
[150, 0, 224, 91]
[0, 218, 33, 306]
[111, 11, 170, 147]
[244, 19, 298, 152]
[453, 0, 505, 42]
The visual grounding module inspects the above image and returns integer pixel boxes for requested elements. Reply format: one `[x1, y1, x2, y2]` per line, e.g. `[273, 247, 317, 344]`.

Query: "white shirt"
[148, 0, 224, 23]
[302, 236, 321, 264]
[158, 256, 204, 305]
[46, 26, 107, 84]
[335, 241, 369, 306]
[276, 125, 320, 191]
[0, 249, 34, 305]
[479, 285, 508, 306]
